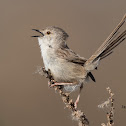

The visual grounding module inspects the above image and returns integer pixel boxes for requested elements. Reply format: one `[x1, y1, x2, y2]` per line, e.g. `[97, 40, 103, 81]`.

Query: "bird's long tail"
[85, 14, 126, 71]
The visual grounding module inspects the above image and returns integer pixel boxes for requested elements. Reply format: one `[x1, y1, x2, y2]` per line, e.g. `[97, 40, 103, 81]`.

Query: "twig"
[98, 87, 115, 126]
[41, 67, 89, 126]
[36, 67, 115, 126]
[54, 86, 89, 126]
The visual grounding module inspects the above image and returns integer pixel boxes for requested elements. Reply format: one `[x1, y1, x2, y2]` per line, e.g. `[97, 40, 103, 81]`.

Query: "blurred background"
[0, 0, 126, 126]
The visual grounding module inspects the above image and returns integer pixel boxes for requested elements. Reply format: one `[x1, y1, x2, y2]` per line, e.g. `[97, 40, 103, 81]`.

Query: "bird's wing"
[56, 47, 87, 66]
[56, 46, 96, 82]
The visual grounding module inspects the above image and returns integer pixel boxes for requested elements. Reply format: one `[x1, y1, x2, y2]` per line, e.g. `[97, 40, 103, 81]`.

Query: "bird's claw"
[48, 80, 56, 87]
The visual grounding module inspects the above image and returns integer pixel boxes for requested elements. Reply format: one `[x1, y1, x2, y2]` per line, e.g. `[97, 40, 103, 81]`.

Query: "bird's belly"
[41, 46, 55, 71]
[42, 54, 87, 92]
[50, 59, 87, 83]
[40, 47, 87, 84]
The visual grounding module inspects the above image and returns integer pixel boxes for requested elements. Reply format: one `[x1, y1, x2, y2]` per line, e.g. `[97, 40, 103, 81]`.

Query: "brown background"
[0, 0, 126, 126]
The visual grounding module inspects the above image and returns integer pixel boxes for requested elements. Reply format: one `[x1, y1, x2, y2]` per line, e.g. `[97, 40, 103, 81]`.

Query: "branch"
[98, 87, 115, 126]
[40, 67, 89, 126]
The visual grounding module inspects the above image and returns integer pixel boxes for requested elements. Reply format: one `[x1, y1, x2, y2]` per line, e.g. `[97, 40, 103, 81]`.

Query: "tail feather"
[88, 72, 96, 82]
[100, 51, 113, 60]
[99, 30, 126, 60]
[85, 14, 126, 71]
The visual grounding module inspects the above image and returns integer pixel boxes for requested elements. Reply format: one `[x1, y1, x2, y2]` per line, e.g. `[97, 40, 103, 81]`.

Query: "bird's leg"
[74, 94, 80, 109]
[47, 69, 76, 87]
[49, 82, 76, 87]
[74, 84, 83, 109]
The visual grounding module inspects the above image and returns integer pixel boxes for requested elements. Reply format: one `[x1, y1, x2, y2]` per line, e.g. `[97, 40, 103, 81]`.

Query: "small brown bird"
[32, 14, 126, 108]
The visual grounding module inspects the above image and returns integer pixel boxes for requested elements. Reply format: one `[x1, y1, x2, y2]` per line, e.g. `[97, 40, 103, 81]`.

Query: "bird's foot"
[48, 80, 55, 87]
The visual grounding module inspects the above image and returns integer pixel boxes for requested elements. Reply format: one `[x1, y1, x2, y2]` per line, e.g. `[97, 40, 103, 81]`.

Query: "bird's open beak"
[31, 29, 44, 37]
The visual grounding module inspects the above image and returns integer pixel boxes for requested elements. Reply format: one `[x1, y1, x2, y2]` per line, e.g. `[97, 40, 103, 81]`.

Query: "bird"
[32, 14, 126, 108]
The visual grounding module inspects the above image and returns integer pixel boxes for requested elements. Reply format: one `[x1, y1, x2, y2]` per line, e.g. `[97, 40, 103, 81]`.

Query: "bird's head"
[32, 26, 69, 48]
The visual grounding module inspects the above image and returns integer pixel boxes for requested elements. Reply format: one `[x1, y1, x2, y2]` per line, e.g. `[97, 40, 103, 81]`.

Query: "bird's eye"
[47, 31, 51, 35]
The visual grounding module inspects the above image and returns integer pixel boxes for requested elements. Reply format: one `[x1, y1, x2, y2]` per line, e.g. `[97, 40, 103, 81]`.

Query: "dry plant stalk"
[36, 67, 116, 126]
[98, 87, 115, 126]
[41, 67, 89, 126]
[54, 86, 89, 126]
